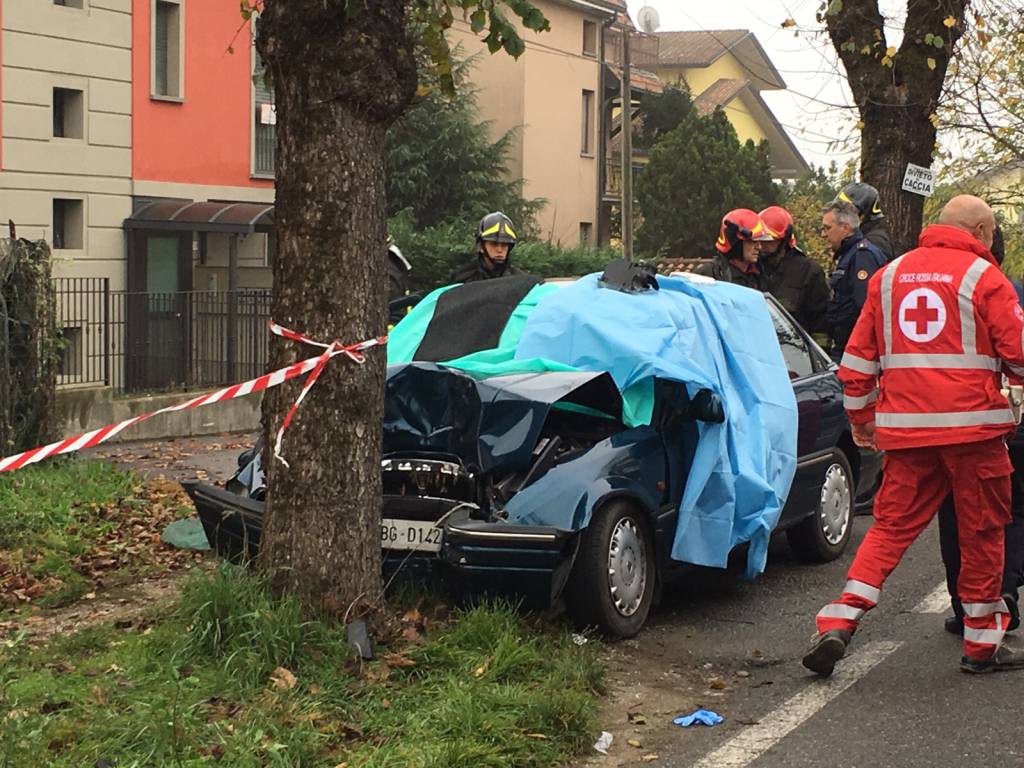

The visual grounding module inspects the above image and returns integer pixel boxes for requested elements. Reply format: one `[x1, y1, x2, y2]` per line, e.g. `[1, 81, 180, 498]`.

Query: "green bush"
[390, 210, 621, 295]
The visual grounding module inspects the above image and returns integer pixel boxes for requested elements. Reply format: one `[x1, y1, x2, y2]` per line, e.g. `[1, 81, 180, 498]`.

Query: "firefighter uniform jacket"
[826, 232, 888, 358]
[448, 254, 522, 284]
[838, 224, 1024, 451]
[760, 245, 830, 333]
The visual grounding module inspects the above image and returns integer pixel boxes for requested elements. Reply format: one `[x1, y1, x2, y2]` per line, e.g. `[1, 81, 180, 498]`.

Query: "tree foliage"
[385, 53, 543, 231]
[775, 164, 845, 272]
[635, 108, 778, 257]
[633, 84, 694, 151]
[941, 6, 1024, 175]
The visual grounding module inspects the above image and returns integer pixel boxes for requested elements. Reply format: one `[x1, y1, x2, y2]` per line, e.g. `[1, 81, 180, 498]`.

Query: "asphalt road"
[586, 516, 1024, 768]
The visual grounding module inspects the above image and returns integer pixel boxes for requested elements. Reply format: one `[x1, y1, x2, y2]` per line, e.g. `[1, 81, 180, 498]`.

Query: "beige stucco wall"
[450, 0, 608, 246]
[1, 0, 133, 287]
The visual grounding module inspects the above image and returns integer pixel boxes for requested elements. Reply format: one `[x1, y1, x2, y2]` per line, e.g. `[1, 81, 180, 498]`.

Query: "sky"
[623, 0, 909, 172]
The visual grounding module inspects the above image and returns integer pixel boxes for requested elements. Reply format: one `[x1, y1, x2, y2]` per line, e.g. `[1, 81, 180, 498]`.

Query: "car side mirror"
[692, 388, 725, 423]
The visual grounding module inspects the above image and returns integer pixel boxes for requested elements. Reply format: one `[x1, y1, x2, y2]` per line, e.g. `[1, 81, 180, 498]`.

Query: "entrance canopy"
[123, 200, 274, 235]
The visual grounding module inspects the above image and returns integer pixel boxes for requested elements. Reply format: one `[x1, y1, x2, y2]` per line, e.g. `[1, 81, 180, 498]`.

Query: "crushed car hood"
[384, 363, 622, 473]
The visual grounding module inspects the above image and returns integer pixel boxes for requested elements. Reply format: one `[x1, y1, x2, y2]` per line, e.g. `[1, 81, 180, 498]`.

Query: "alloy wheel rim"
[608, 517, 647, 617]
[820, 463, 851, 545]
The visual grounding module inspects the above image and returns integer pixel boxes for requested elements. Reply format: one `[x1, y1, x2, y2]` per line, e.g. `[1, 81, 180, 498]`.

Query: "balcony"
[604, 30, 660, 71]
[604, 156, 647, 201]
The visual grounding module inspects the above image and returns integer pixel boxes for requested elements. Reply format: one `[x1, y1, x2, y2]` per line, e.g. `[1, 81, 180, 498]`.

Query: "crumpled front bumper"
[439, 514, 579, 607]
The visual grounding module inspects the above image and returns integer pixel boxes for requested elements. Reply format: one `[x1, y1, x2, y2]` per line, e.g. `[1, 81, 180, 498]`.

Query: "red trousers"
[816, 438, 1013, 660]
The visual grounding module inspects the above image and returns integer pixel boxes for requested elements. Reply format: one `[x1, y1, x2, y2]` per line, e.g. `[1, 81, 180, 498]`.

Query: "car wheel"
[567, 499, 656, 639]
[787, 449, 855, 562]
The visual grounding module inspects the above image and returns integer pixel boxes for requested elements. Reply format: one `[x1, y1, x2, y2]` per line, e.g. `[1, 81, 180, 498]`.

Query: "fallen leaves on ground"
[0, 478, 203, 610]
[270, 667, 298, 691]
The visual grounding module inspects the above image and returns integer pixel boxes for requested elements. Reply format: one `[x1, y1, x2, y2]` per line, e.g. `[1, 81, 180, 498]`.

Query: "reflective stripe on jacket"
[838, 224, 1024, 450]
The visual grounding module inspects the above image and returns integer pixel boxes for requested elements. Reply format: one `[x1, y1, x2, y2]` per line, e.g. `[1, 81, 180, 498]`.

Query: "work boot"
[944, 615, 964, 636]
[802, 629, 851, 677]
[960, 635, 1024, 673]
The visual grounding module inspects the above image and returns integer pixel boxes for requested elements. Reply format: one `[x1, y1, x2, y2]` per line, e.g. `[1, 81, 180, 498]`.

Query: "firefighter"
[821, 199, 888, 361]
[835, 181, 895, 261]
[448, 212, 521, 284]
[803, 194, 1024, 676]
[696, 208, 772, 290]
[758, 205, 829, 333]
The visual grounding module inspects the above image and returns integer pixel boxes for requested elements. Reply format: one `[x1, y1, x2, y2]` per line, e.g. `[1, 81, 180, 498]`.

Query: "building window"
[53, 198, 84, 250]
[579, 222, 593, 244]
[152, 0, 183, 99]
[581, 90, 595, 156]
[54, 0, 85, 7]
[53, 88, 84, 139]
[58, 326, 84, 377]
[253, 42, 276, 177]
[582, 20, 597, 57]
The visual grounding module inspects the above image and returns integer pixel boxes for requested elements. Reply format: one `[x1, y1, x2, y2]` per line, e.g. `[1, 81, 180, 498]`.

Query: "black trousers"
[938, 444, 1024, 617]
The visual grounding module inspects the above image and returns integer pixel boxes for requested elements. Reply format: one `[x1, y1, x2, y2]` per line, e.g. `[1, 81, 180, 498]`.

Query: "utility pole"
[619, 26, 633, 262]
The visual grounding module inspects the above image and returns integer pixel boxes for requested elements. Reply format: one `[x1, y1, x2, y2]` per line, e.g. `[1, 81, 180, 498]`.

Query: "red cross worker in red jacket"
[803, 195, 1024, 675]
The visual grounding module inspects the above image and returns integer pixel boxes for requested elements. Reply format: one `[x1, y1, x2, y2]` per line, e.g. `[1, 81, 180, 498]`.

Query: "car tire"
[566, 499, 656, 639]
[787, 449, 855, 563]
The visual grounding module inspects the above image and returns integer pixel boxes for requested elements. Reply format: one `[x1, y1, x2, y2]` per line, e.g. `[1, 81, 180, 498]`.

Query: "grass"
[0, 563, 605, 767]
[0, 459, 137, 550]
[0, 460, 201, 609]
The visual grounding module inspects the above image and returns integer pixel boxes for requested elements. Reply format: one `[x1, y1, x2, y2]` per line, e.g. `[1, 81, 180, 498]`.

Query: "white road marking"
[688, 641, 902, 768]
[912, 581, 952, 614]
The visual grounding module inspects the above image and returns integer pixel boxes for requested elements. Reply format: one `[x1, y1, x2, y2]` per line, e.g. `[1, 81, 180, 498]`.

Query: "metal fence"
[53, 278, 272, 395]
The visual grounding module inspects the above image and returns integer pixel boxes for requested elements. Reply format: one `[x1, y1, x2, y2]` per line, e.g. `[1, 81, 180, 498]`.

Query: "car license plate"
[381, 519, 442, 553]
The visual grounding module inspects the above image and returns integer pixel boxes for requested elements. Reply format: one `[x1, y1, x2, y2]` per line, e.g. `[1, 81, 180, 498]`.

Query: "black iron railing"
[53, 279, 272, 395]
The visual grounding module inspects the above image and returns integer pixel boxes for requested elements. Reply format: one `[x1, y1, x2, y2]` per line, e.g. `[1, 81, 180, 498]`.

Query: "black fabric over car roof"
[413, 274, 544, 362]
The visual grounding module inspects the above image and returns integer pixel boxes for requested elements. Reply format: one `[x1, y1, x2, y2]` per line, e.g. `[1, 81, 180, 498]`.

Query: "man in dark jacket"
[938, 223, 1024, 636]
[758, 205, 829, 333]
[821, 199, 888, 361]
[448, 212, 522, 284]
[695, 208, 771, 290]
[836, 182, 895, 261]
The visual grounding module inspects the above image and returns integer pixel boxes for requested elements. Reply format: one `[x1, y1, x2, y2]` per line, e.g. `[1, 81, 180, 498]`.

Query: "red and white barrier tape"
[0, 321, 386, 474]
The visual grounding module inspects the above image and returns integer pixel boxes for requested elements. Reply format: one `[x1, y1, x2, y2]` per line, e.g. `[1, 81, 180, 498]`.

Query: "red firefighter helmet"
[759, 205, 796, 248]
[715, 208, 771, 254]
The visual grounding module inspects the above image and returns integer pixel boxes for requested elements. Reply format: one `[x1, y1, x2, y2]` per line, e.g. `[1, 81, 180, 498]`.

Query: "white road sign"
[902, 163, 935, 197]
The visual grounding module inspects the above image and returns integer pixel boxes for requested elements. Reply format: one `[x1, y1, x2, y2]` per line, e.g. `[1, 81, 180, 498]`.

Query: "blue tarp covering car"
[388, 272, 798, 578]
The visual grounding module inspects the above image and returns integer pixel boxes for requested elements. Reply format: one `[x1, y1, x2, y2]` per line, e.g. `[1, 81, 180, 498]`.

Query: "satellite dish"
[637, 5, 660, 33]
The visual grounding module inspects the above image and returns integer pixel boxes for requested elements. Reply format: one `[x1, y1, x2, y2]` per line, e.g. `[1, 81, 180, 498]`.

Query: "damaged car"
[185, 266, 880, 638]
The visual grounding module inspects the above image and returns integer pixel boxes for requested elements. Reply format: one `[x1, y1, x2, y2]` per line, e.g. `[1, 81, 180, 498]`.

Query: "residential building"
[0, 0, 275, 394]
[654, 29, 809, 179]
[448, 0, 621, 247]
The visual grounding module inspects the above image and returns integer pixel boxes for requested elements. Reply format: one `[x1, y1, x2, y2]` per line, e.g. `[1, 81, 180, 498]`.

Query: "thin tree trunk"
[255, 1, 416, 609]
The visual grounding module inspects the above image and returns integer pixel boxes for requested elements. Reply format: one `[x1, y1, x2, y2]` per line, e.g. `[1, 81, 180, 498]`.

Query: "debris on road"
[593, 731, 614, 754]
[672, 708, 724, 727]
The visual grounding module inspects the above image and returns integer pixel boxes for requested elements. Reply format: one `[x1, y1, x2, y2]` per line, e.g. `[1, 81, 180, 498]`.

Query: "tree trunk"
[255, 1, 416, 609]
[826, 1, 968, 256]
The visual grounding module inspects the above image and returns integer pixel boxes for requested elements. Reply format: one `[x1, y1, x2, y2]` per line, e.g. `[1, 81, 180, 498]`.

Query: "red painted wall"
[132, 0, 271, 189]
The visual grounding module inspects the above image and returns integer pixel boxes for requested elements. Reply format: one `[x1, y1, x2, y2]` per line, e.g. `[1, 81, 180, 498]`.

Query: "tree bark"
[826, 1, 968, 256]
[255, 1, 416, 609]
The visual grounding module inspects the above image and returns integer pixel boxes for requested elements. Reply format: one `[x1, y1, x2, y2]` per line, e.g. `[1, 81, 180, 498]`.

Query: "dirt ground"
[0, 569, 201, 647]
